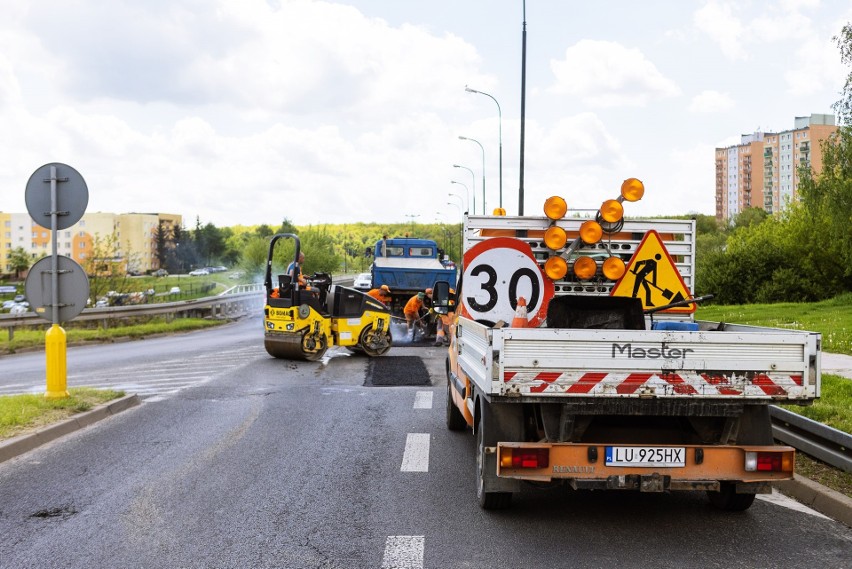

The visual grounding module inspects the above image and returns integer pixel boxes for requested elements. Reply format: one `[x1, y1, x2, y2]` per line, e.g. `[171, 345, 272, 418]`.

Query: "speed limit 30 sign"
[461, 237, 554, 327]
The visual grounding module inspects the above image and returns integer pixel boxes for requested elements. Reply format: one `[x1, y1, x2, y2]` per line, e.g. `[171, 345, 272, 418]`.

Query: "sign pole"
[45, 165, 68, 399]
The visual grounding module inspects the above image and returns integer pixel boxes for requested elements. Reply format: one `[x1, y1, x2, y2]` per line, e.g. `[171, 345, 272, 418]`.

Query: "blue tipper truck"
[371, 237, 457, 317]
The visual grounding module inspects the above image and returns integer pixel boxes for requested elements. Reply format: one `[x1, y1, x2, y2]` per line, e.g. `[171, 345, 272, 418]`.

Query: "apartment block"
[0, 211, 182, 275]
[715, 114, 837, 222]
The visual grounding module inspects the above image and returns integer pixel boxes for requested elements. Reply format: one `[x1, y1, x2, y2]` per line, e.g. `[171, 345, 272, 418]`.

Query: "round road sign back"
[25, 255, 90, 323]
[25, 163, 89, 230]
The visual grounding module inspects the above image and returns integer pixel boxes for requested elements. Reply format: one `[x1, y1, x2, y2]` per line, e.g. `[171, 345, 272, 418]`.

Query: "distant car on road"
[353, 272, 372, 291]
[153, 269, 169, 277]
[189, 269, 209, 276]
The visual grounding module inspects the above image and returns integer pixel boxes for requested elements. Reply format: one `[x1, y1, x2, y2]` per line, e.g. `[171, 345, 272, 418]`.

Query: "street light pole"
[465, 86, 503, 211]
[453, 164, 477, 215]
[404, 214, 420, 236]
[450, 181, 469, 212]
[459, 135, 485, 215]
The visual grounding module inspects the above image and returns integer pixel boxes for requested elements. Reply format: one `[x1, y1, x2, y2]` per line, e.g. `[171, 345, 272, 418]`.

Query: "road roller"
[263, 233, 393, 361]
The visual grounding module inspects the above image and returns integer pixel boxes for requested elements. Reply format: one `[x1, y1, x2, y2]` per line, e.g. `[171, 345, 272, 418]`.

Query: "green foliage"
[8, 247, 31, 278]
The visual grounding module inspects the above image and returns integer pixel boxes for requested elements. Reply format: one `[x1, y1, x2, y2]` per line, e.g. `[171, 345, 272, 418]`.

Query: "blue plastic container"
[651, 321, 699, 331]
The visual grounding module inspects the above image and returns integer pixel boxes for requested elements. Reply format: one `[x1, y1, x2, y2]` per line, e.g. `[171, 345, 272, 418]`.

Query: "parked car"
[189, 269, 209, 276]
[153, 269, 169, 277]
[353, 272, 372, 291]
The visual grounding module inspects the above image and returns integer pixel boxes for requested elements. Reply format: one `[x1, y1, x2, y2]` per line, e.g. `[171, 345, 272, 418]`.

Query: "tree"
[8, 247, 31, 279]
[794, 22, 852, 289]
[154, 221, 172, 270]
[82, 232, 140, 302]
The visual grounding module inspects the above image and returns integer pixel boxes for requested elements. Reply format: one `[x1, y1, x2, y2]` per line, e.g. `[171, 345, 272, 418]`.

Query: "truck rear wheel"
[707, 483, 756, 511]
[476, 411, 512, 510]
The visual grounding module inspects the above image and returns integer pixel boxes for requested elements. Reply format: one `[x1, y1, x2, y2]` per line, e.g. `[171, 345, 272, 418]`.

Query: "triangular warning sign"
[610, 230, 695, 314]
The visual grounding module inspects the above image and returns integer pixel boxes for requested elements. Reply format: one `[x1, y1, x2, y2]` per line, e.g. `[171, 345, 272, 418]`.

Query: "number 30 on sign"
[461, 237, 554, 327]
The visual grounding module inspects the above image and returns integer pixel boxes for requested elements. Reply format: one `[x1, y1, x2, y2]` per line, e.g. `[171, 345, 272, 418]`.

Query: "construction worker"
[404, 292, 426, 339]
[367, 284, 392, 305]
[434, 288, 455, 346]
[287, 252, 307, 287]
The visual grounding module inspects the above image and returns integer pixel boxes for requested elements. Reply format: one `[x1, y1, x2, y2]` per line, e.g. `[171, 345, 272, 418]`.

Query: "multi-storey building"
[715, 114, 837, 222]
[0, 211, 182, 275]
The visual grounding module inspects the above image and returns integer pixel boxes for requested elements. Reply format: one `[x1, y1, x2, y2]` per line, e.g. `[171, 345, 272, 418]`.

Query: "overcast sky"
[1, 1, 849, 228]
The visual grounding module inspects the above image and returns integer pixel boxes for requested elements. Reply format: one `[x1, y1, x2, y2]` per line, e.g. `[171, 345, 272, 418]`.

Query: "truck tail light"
[500, 447, 549, 469]
[744, 451, 793, 472]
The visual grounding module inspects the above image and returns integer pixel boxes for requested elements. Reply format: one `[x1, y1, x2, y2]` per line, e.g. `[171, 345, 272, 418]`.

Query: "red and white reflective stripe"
[504, 370, 806, 397]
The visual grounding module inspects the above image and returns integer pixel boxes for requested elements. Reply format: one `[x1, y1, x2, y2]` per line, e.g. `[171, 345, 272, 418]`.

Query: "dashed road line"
[413, 391, 433, 409]
[400, 433, 430, 472]
[381, 535, 424, 569]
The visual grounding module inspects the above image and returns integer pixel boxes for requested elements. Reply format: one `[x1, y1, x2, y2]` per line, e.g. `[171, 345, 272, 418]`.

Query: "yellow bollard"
[45, 324, 69, 399]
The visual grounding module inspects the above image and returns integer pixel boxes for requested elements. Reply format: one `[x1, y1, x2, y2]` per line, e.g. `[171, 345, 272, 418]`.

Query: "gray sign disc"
[25, 163, 89, 230]
[25, 255, 90, 323]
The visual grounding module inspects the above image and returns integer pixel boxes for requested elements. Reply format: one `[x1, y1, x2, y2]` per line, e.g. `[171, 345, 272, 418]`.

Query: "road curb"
[0, 394, 141, 464]
[775, 474, 852, 527]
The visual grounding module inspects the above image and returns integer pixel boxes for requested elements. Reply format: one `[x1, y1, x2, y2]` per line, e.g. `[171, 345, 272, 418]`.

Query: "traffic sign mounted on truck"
[610, 230, 694, 314]
[460, 237, 553, 327]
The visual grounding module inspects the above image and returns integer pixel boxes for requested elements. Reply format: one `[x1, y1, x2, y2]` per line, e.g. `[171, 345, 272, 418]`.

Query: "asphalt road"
[0, 317, 850, 568]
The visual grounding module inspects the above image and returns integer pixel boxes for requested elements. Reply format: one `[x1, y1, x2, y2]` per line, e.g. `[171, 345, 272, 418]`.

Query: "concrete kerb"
[0, 393, 140, 464]
[775, 475, 852, 528]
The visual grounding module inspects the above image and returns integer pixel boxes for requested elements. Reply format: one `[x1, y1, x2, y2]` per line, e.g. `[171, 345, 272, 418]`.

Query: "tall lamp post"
[446, 202, 464, 262]
[404, 214, 419, 236]
[450, 181, 469, 213]
[453, 164, 477, 215]
[465, 86, 503, 211]
[459, 135, 485, 215]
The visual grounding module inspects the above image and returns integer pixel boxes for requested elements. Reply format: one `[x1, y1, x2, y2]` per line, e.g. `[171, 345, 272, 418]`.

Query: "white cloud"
[694, 1, 747, 60]
[548, 40, 681, 108]
[689, 90, 735, 113]
[785, 35, 846, 97]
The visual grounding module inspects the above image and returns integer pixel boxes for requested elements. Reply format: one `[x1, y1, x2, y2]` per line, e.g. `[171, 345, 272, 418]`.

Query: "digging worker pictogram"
[631, 253, 662, 306]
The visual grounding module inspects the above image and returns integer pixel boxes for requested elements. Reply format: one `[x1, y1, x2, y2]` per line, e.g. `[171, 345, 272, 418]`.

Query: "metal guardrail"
[0, 285, 265, 338]
[771, 406, 852, 473]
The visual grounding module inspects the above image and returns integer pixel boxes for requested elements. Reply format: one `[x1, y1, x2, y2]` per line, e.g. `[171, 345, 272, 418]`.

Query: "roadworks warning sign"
[610, 230, 694, 314]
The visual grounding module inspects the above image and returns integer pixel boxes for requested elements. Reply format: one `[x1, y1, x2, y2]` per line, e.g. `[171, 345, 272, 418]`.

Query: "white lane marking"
[413, 391, 433, 409]
[757, 489, 830, 519]
[400, 433, 430, 472]
[381, 535, 424, 569]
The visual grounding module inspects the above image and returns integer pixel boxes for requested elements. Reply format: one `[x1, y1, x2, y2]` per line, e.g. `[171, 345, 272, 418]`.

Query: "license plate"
[605, 446, 686, 467]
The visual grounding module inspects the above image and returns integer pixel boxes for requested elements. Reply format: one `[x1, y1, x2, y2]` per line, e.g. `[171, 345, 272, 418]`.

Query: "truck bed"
[456, 317, 820, 403]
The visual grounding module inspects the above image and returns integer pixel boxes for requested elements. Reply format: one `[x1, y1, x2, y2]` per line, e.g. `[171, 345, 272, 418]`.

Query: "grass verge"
[696, 293, 852, 355]
[780, 374, 852, 434]
[0, 387, 125, 441]
[1, 317, 226, 354]
[796, 453, 852, 499]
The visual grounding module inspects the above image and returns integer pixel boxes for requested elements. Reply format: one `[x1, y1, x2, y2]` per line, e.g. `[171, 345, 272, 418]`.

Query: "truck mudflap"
[495, 442, 794, 491]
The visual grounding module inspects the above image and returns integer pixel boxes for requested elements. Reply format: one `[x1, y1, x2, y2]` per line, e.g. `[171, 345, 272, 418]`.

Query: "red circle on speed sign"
[460, 237, 554, 327]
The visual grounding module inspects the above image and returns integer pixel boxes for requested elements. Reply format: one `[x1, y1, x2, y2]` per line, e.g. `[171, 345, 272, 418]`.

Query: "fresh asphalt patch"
[365, 355, 432, 387]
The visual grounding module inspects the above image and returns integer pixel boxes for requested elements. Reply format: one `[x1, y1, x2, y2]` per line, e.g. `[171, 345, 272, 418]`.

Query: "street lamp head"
[465, 85, 477, 94]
